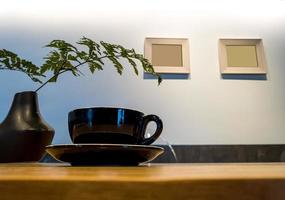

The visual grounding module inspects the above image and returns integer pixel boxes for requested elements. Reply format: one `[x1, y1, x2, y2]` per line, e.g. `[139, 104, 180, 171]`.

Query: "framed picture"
[144, 38, 190, 74]
[219, 39, 267, 74]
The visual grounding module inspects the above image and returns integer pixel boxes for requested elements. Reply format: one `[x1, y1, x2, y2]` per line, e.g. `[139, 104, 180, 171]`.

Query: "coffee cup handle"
[139, 115, 163, 145]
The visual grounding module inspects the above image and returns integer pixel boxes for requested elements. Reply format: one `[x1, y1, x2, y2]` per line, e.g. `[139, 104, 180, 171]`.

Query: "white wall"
[0, 0, 285, 144]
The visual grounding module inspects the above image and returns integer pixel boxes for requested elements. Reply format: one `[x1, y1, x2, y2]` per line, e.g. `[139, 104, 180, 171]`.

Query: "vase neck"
[7, 91, 40, 119]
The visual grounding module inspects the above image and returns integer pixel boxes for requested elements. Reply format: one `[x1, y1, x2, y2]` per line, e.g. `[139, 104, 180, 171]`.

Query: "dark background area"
[41, 144, 285, 163]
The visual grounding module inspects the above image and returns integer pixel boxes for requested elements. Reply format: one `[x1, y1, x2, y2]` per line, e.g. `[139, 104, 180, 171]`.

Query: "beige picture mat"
[152, 44, 183, 67]
[226, 45, 258, 67]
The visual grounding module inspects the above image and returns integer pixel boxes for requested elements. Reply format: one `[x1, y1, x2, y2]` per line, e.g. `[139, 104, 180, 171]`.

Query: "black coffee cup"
[68, 107, 163, 145]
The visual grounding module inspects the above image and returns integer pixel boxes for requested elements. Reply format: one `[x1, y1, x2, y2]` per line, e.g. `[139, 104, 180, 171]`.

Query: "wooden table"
[0, 163, 285, 200]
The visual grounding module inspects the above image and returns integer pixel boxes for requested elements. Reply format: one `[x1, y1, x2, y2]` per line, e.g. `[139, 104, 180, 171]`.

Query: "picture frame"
[219, 39, 267, 74]
[144, 38, 190, 74]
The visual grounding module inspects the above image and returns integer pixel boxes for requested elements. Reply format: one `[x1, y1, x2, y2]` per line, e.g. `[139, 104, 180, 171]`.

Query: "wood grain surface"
[0, 163, 285, 200]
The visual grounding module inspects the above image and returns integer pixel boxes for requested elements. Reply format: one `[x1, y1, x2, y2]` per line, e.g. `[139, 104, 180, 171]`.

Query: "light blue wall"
[1, 0, 285, 144]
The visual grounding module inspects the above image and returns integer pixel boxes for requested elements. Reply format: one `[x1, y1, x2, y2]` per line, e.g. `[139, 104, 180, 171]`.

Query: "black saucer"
[46, 144, 164, 166]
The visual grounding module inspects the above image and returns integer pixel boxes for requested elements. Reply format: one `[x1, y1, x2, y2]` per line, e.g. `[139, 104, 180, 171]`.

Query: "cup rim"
[69, 107, 144, 115]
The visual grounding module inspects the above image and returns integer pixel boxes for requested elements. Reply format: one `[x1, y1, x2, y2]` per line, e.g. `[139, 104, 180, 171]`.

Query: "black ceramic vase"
[0, 91, 54, 162]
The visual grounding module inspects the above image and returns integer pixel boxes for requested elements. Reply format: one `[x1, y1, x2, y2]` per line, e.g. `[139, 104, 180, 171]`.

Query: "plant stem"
[34, 61, 88, 92]
[34, 54, 133, 92]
